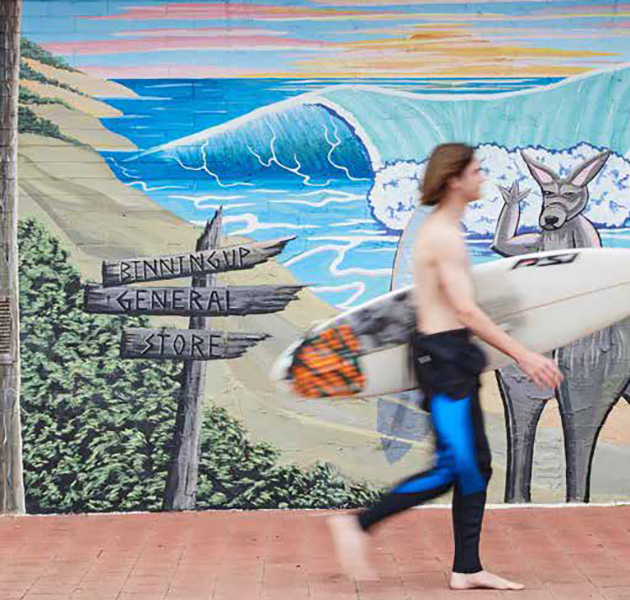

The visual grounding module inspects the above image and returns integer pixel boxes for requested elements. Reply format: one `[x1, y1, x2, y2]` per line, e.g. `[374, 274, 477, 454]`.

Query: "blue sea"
[98, 74, 630, 309]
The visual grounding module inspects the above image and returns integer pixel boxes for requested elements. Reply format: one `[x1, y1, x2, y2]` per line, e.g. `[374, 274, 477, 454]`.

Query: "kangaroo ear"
[520, 151, 557, 186]
[568, 150, 611, 187]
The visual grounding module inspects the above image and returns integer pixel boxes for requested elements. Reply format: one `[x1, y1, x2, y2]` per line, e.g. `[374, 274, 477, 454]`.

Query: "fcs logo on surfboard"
[511, 252, 579, 270]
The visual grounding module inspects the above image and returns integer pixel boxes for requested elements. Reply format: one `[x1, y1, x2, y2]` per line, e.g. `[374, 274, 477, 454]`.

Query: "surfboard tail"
[271, 325, 367, 399]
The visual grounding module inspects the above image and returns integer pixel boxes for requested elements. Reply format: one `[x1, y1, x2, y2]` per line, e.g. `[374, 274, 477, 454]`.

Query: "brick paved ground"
[1, 506, 629, 599]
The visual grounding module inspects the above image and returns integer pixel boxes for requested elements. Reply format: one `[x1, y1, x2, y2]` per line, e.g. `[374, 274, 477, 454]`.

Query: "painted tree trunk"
[0, 0, 25, 514]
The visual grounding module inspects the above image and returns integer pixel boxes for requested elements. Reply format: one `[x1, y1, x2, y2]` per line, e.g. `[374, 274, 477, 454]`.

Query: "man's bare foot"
[327, 514, 378, 581]
[450, 570, 525, 591]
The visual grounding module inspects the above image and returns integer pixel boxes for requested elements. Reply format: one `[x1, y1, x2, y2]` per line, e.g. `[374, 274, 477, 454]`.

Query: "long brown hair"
[420, 143, 475, 206]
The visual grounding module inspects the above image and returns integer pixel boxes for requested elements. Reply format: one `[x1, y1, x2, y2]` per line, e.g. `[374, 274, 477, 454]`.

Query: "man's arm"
[434, 233, 563, 389]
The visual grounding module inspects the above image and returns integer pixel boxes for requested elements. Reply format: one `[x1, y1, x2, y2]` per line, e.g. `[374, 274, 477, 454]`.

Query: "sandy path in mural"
[16, 62, 630, 502]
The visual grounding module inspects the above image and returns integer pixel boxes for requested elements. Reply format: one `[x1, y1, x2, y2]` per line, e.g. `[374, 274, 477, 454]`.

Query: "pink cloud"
[114, 27, 288, 38]
[83, 2, 395, 22]
[595, 19, 630, 28]
[42, 35, 334, 56]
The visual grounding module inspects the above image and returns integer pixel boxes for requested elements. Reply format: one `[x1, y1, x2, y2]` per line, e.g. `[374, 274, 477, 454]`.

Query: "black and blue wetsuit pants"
[357, 328, 492, 575]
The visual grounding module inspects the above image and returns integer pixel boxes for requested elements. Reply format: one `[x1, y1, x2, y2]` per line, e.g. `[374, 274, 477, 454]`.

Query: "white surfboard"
[271, 247, 630, 400]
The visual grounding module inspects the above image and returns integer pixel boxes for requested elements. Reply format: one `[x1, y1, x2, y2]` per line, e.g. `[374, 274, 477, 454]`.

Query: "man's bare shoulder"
[416, 212, 462, 252]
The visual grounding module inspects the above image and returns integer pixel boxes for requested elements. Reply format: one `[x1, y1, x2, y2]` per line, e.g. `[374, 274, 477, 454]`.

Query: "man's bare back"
[413, 211, 473, 334]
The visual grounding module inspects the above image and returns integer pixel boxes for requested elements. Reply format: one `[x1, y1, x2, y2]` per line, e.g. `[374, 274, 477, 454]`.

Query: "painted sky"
[21, 0, 630, 78]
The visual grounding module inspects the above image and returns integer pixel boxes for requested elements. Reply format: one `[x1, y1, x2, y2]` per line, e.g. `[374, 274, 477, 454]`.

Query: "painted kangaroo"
[492, 149, 630, 502]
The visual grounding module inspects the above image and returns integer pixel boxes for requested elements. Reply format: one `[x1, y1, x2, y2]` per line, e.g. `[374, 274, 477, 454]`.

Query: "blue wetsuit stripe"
[432, 393, 486, 496]
[392, 394, 485, 498]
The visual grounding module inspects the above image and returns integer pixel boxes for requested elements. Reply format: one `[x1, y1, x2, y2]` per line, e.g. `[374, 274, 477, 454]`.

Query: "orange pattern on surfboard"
[289, 324, 365, 398]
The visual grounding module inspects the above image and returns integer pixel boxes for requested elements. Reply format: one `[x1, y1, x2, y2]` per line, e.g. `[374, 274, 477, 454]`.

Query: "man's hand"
[515, 350, 564, 390]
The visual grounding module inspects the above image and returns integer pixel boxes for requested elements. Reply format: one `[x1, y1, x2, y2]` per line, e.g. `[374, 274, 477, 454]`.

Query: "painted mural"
[16, 0, 630, 513]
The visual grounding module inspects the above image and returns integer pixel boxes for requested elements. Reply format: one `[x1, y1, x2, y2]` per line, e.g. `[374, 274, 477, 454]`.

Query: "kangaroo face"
[520, 149, 611, 232]
[539, 182, 589, 231]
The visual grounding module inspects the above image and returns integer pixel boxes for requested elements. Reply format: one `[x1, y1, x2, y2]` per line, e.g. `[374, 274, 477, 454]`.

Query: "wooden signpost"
[121, 329, 270, 361]
[101, 237, 292, 286]
[84, 284, 303, 316]
[83, 208, 301, 511]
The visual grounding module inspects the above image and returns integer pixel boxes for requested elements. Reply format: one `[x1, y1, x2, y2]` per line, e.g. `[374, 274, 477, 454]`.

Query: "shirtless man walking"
[329, 143, 564, 591]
